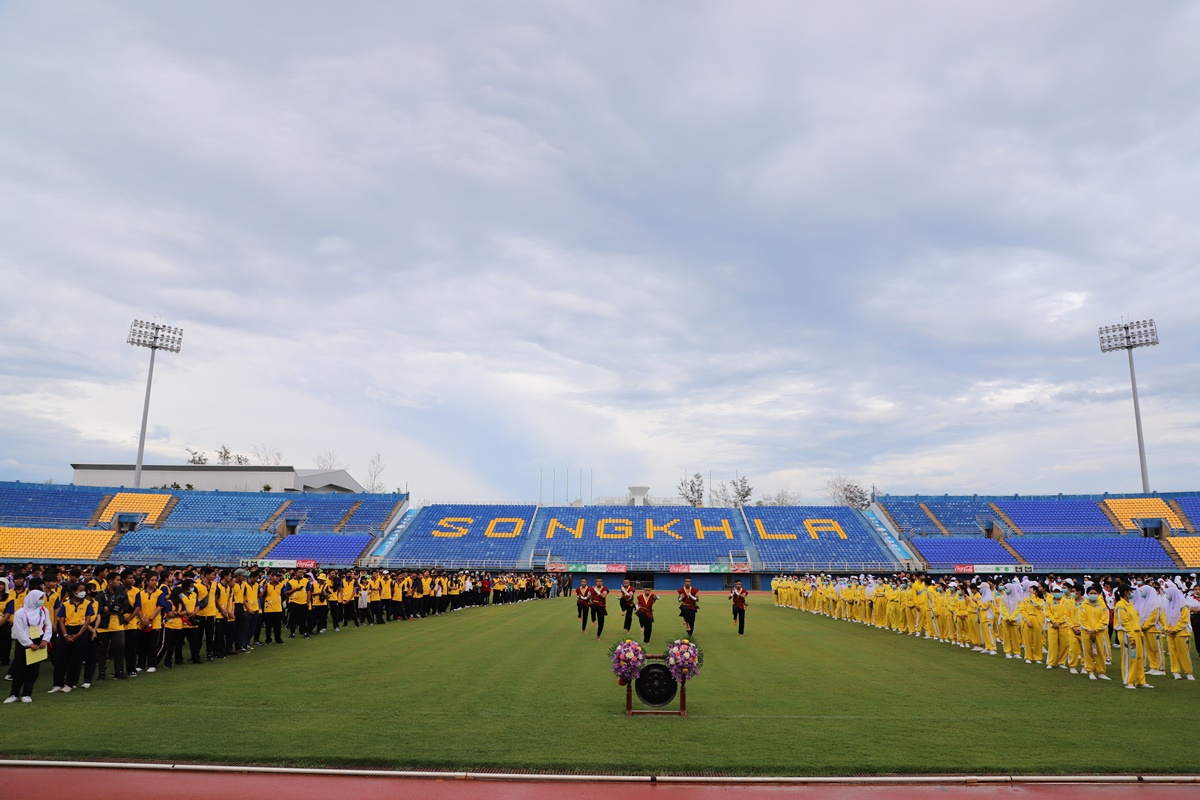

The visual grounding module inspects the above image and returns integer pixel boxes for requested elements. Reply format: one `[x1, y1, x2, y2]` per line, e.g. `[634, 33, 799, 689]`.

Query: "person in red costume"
[730, 580, 748, 636]
[678, 577, 700, 636]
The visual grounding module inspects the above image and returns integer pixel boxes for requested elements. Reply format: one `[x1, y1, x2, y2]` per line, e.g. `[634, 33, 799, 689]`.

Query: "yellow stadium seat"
[0, 528, 115, 560]
[1103, 498, 1184, 531]
[1167, 537, 1200, 568]
[99, 492, 173, 525]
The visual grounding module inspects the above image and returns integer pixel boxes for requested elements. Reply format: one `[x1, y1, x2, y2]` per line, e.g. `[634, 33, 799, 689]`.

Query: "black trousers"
[680, 608, 696, 634]
[0, 623, 11, 666]
[733, 606, 745, 635]
[1193, 612, 1200, 659]
[125, 629, 141, 674]
[330, 602, 343, 629]
[55, 627, 90, 687]
[195, 616, 216, 658]
[163, 628, 182, 666]
[139, 628, 164, 669]
[621, 599, 634, 631]
[593, 607, 606, 638]
[637, 611, 653, 643]
[579, 604, 589, 631]
[312, 605, 329, 632]
[263, 611, 284, 643]
[7, 645, 41, 698]
[237, 610, 256, 649]
[287, 603, 308, 636]
[96, 630, 126, 678]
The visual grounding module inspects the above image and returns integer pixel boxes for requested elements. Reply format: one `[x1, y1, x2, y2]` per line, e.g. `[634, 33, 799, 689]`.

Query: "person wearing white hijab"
[1161, 582, 1198, 680]
[1133, 584, 1167, 676]
[5, 590, 51, 703]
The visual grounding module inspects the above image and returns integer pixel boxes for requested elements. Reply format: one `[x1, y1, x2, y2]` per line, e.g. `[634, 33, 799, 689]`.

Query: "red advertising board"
[731, 564, 751, 573]
[953, 564, 974, 574]
[296, 560, 318, 569]
[668, 564, 690, 573]
[606, 564, 627, 573]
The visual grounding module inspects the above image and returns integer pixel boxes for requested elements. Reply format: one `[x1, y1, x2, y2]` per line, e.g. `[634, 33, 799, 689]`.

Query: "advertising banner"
[606, 564, 627, 573]
[568, 564, 587, 572]
[668, 564, 690, 573]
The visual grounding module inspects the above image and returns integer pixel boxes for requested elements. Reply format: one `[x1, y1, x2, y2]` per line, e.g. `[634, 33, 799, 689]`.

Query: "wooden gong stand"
[625, 654, 687, 717]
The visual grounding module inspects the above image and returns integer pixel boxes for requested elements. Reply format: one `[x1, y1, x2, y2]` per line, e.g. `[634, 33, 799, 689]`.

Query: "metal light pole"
[1098, 319, 1158, 493]
[127, 320, 183, 488]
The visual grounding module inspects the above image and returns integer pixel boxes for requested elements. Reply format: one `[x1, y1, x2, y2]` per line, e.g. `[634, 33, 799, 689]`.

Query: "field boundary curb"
[2, 761, 1199, 784]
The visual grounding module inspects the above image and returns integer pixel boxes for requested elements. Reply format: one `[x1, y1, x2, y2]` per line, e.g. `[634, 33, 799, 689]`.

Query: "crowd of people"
[773, 572, 1200, 688]
[0, 563, 560, 703]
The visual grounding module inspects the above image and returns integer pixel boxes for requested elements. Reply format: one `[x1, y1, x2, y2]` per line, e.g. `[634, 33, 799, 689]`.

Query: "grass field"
[2, 597, 1197, 775]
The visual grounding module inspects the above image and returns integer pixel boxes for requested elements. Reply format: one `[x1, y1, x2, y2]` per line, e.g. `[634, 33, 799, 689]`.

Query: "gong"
[634, 663, 678, 708]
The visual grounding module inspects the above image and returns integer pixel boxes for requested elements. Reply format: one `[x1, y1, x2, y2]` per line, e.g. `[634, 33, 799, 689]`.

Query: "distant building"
[70, 464, 364, 494]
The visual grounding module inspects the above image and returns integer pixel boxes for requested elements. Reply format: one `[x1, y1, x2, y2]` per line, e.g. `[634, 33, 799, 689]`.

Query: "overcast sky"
[1, 2, 1198, 504]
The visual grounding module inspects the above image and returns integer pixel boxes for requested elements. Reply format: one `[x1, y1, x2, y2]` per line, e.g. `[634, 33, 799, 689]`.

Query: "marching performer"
[619, 579, 635, 633]
[730, 580, 748, 636]
[590, 578, 610, 640]
[635, 585, 658, 644]
[678, 577, 700, 636]
[575, 578, 592, 634]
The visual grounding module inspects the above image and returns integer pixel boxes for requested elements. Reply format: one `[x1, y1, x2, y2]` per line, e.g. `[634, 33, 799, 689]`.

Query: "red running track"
[3, 766, 1200, 800]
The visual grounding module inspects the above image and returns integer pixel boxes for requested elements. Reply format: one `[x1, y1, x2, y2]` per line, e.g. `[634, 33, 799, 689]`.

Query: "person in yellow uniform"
[1045, 586, 1071, 670]
[96, 571, 135, 681]
[311, 572, 330, 634]
[1016, 585, 1046, 664]
[52, 581, 97, 692]
[1080, 585, 1112, 681]
[194, 567, 221, 661]
[261, 573, 286, 644]
[1137, 585, 1168, 677]
[285, 570, 311, 639]
[1114, 585, 1151, 689]
[1161, 582, 1195, 681]
[135, 572, 167, 672]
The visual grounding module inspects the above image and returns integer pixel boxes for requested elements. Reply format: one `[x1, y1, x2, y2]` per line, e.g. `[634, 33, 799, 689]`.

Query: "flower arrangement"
[609, 639, 646, 685]
[666, 638, 703, 683]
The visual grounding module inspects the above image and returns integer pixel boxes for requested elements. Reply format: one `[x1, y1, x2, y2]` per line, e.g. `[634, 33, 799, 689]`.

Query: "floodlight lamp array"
[1098, 319, 1157, 353]
[127, 319, 184, 353]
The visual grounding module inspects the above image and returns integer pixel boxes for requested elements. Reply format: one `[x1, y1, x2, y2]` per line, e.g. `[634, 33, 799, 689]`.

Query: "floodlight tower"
[127, 320, 183, 488]
[1098, 318, 1158, 493]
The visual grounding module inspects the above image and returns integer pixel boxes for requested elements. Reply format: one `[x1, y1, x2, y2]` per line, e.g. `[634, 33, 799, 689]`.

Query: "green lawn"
[2, 598, 1196, 775]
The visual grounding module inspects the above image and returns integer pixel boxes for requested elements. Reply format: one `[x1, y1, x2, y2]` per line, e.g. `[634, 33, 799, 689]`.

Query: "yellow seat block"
[0, 528, 115, 560]
[1167, 537, 1200, 568]
[99, 492, 173, 525]
[1103, 498, 1184, 531]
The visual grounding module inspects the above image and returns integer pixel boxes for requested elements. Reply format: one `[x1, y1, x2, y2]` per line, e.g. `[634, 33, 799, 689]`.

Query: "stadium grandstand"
[2, 481, 1198, 584]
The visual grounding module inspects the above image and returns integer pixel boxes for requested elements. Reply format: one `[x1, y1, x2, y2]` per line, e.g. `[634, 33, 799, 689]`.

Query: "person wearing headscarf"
[1114, 585, 1151, 689]
[5, 590, 51, 703]
[975, 582, 997, 655]
[1016, 584, 1047, 664]
[1162, 581, 1197, 681]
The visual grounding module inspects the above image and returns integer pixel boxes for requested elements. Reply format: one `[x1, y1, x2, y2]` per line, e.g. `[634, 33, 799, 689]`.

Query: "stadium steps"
[256, 529, 289, 559]
[97, 528, 125, 560]
[153, 495, 180, 528]
[1158, 537, 1189, 569]
[381, 499, 409, 533]
[988, 503, 1024, 536]
[736, 507, 764, 567]
[874, 502, 905, 536]
[1167, 499, 1197, 533]
[919, 503, 951, 535]
[996, 537, 1029, 565]
[515, 506, 544, 566]
[88, 495, 114, 528]
[1098, 502, 1130, 533]
[333, 500, 362, 532]
[259, 499, 292, 532]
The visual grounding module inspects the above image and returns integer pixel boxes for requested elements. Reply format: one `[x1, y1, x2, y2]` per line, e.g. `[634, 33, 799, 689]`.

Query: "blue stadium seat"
[908, 537, 1017, 570]
[745, 507, 898, 570]
[1009, 536, 1176, 571]
[265, 534, 373, 565]
[163, 493, 284, 528]
[530, 507, 748, 567]
[110, 529, 272, 565]
[386, 505, 538, 567]
[995, 499, 1116, 534]
[0, 482, 108, 527]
